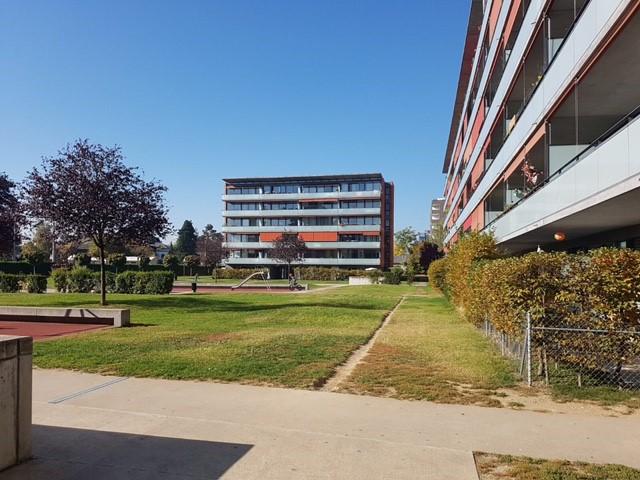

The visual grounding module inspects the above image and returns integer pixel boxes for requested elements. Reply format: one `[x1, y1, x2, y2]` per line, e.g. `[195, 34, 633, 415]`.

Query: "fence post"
[526, 312, 532, 387]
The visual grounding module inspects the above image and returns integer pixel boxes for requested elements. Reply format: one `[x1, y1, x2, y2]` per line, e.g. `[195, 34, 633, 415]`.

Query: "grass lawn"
[339, 287, 516, 406]
[0, 285, 420, 388]
[475, 453, 640, 480]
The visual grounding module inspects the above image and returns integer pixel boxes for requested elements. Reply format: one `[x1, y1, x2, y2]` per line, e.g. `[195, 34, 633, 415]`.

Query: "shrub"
[0, 261, 51, 275]
[214, 268, 268, 280]
[444, 231, 498, 310]
[138, 255, 151, 271]
[22, 274, 47, 293]
[382, 267, 403, 285]
[93, 271, 117, 293]
[115, 271, 138, 293]
[366, 269, 382, 285]
[108, 253, 127, 273]
[407, 241, 442, 273]
[294, 267, 365, 281]
[405, 265, 416, 285]
[67, 266, 96, 293]
[427, 257, 448, 294]
[116, 271, 174, 294]
[51, 268, 68, 292]
[0, 273, 21, 292]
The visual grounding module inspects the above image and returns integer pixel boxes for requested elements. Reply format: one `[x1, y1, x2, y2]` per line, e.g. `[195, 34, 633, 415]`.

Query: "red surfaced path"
[0, 321, 108, 341]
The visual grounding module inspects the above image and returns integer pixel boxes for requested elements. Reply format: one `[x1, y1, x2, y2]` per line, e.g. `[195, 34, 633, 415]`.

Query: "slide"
[231, 271, 269, 290]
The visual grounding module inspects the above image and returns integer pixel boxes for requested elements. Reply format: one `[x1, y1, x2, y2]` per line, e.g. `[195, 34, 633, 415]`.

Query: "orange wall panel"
[259, 232, 281, 242]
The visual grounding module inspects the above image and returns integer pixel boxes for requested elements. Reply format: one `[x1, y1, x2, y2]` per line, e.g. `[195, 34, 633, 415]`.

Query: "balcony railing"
[484, 103, 640, 232]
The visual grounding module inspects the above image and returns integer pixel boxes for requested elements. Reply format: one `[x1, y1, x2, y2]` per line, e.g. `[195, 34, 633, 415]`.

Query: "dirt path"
[321, 295, 408, 391]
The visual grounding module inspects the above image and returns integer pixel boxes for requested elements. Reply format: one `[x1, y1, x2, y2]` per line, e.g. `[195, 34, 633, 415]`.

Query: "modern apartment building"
[442, 0, 640, 253]
[430, 198, 445, 230]
[221, 174, 394, 276]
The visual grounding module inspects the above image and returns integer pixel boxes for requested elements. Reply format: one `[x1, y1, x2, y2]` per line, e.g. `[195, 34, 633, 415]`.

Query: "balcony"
[222, 224, 381, 233]
[221, 208, 380, 217]
[222, 190, 381, 202]
[224, 257, 381, 266]
[223, 241, 380, 250]
[487, 112, 640, 252]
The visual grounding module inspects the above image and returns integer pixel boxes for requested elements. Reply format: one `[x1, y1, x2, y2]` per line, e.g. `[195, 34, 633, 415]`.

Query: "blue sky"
[0, 0, 468, 238]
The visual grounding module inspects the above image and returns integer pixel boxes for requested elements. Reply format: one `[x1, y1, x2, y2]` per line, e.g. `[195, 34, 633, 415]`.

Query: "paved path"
[4, 369, 640, 480]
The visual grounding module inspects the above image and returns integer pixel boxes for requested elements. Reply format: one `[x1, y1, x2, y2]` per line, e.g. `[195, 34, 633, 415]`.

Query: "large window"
[263, 185, 298, 194]
[300, 201, 337, 210]
[226, 234, 260, 242]
[226, 218, 258, 227]
[300, 217, 338, 226]
[340, 249, 380, 259]
[342, 182, 381, 192]
[262, 202, 298, 210]
[340, 199, 380, 209]
[339, 216, 380, 225]
[227, 203, 258, 211]
[339, 234, 380, 242]
[262, 218, 297, 227]
[301, 185, 338, 193]
[227, 187, 259, 195]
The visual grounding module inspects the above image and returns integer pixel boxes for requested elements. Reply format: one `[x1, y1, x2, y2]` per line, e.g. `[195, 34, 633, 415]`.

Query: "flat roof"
[223, 173, 386, 185]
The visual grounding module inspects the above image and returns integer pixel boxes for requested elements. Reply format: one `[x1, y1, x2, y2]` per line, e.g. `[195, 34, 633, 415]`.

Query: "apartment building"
[430, 198, 445, 230]
[442, 0, 640, 253]
[222, 174, 394, 276]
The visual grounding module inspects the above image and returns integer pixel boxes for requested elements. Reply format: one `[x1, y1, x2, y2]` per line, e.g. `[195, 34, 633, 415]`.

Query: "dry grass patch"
[475, 452, 640, 480]
[339, 288, 515, 406]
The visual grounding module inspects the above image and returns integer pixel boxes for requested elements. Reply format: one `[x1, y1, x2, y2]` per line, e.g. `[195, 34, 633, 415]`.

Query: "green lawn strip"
[340, 287, 516, 406]
[0, 285, 422, 388]
[175, 277, 348, 290]
[475, 452, 640, 480]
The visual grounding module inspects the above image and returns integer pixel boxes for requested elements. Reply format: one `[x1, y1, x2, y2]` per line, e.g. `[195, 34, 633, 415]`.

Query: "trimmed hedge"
[294, 267, 369, 281]
[214, 268, 268, 280]
[67, 267, 96, 293]
[116, 271, 173, 294]
[382, 267, 403, 285]
[0, 261, 51, 275]
[52, 268, 174, 294]
[0, 273, 21, 292]
[427, 258, 448, 295]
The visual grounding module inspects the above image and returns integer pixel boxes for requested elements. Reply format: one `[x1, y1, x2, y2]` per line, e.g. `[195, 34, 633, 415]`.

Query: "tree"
[429, 223, 448, 250]
[74, 252, 91, 267]
[163, 253, 180, 278]
[138, 255, 150, 271]
[108, 253, 127, 273]
[21, 241, 48, 273]
[196, 224, 226, 272]
[175, 220, 197, 258]
[270, 234, 307, 277]
[394, 227, 418, 256]
[183, 254, 200, 276]
[407, 241, 442, 273]
[0, 172, 22, 260]
[23, 139, 171, 305]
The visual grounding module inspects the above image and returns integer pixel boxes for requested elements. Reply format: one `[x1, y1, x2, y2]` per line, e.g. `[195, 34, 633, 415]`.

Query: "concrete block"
[0, 335, 32, 471]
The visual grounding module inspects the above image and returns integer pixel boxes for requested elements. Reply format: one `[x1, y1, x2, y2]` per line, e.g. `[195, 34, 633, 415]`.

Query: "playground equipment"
[231, 271, 271, 290]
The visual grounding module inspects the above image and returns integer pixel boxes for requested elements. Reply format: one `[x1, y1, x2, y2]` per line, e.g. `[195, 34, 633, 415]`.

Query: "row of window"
[226, 200, 381, 211]
[225, 234, 380, 243]
[228, 249, 380, 259]
[225, 216, 382, 226]
[227, 182, 382, 195]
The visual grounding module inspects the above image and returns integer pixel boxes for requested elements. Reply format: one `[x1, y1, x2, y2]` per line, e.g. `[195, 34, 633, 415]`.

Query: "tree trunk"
[99, 245, 107, 306]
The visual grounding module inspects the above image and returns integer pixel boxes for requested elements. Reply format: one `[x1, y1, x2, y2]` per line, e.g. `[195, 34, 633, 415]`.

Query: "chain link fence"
[481, 314, 640, 391]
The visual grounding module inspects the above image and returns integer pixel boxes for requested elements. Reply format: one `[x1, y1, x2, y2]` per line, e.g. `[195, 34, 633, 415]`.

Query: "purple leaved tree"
[23, 140, 171, 305]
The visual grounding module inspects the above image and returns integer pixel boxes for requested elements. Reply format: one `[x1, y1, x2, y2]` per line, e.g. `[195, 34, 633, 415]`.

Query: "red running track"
[171, 286, 294, 294]
[0, 321, 108, 341]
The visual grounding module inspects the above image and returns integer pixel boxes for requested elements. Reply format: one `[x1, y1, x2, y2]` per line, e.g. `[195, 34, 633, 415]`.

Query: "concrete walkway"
[4, 370, 640, 480]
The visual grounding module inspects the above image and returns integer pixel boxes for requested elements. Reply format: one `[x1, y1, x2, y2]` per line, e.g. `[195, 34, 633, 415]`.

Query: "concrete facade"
[0, 335, 32, 471]
[0, 307, 130, 327]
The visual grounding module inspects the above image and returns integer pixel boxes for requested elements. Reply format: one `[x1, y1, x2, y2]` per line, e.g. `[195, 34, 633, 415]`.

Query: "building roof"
[223, 173, 385, 185]
[442, 0, 484, 174]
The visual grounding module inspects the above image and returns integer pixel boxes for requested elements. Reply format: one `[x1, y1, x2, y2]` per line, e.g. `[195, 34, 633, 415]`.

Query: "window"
[301, 217, 338, 226]
[300, 201, 337, 209]
[340, 200, 380, 209]
[226, 234, 259, 242]
[226, 203, 258, 211]
[262, 202, 298, 210]
[339, 234, 380, 242]
[339, 216, 380, 225]
[263, 185, 298, 194]
[340, 249, 380, 259]
[226, 218, 258, 226]
[301, 185, 338, 193]
[263, 218, 297, 227]
[343, 182, 381, 192]
[227, 187, 259, 195]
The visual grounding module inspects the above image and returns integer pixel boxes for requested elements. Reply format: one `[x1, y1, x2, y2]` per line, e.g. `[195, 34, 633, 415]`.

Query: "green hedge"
[0, 273, 21, 292]
[213, 268, 268, 280]
[293, 267, 369, 281]
[23, 274, 47, 293]
[52, 268, 174, 294]
[382, 267, 403, 285]
[0, 261, 51, 275]
[115, 271, 173, 294]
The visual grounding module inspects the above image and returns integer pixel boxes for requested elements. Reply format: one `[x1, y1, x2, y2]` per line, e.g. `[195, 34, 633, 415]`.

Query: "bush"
[0, 273, 21, 292]
[108, 253, 127, 273]
[115, 271, 137, 293]
[67, 267, 96, 293]
[214, 268, 268, 280]
[93, 271, 117, 293]
[382, 266, 403, 285]
[51, 268, 68, 292]
[22, 274, 47, 293]
[427, 257, 448, 294]
[405, 265, 416, 285]
[74, 253, 92, 267]
[294, 267, 366, 281]
[444, 231, 498, 310]
[0, 261, 51, 275]
[366, 269, 382, 285]
[116, 271, 174, 294]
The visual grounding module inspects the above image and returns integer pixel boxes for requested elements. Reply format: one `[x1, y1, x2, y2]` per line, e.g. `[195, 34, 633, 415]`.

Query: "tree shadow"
[2, 424, 253, 479]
